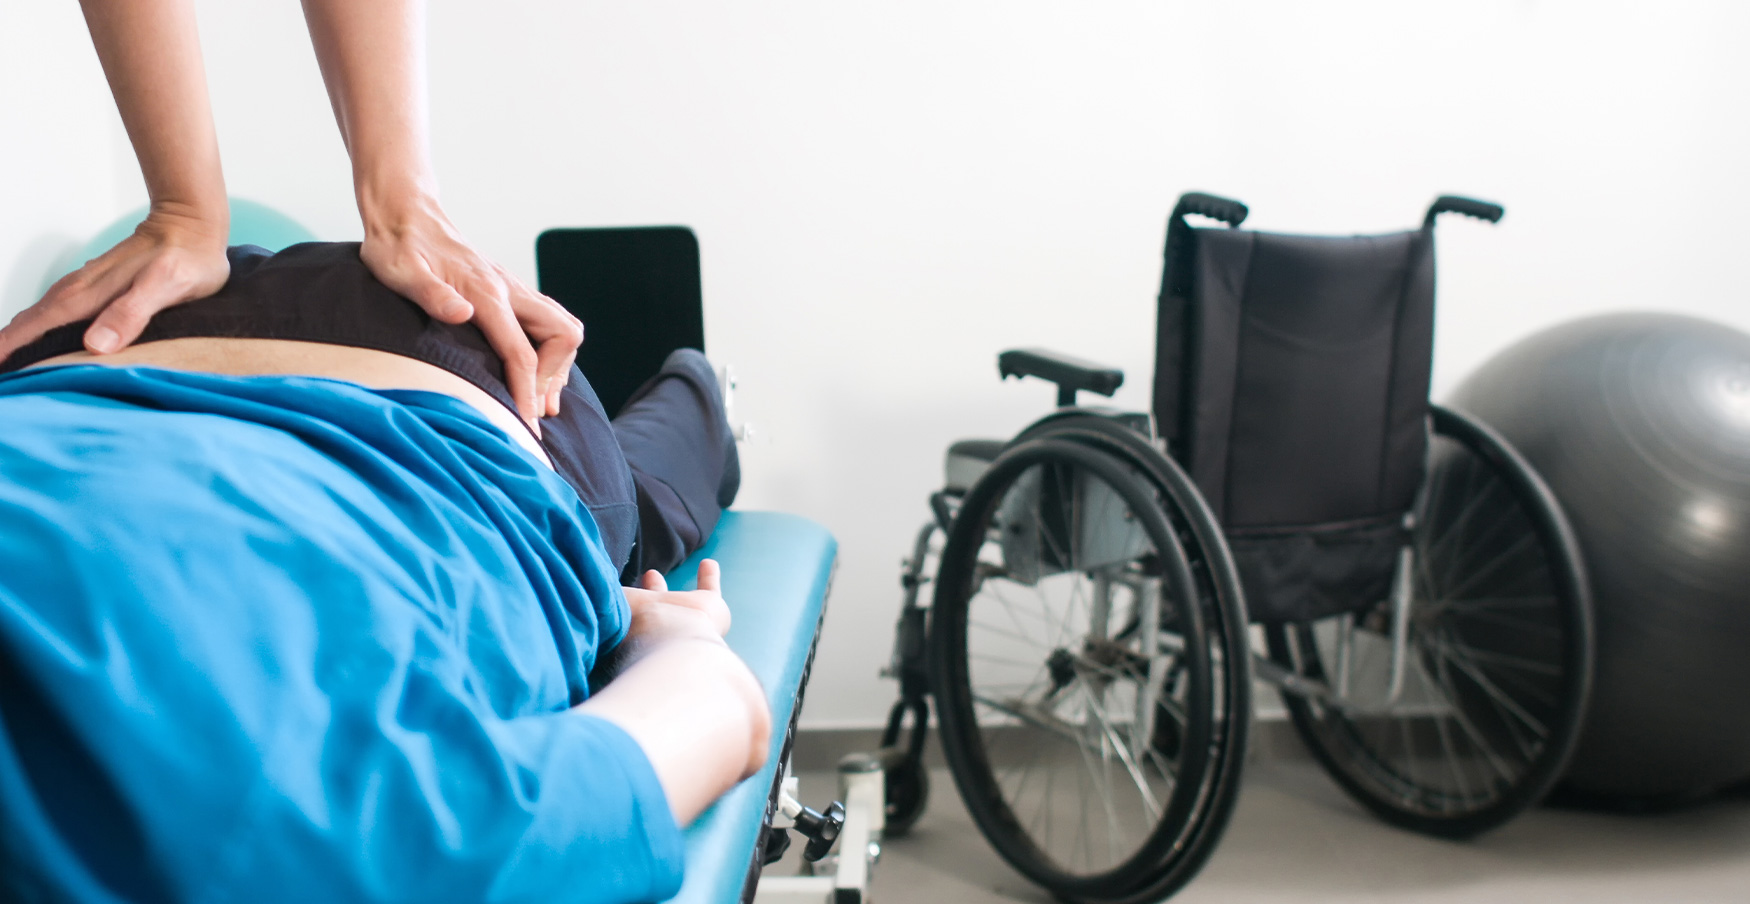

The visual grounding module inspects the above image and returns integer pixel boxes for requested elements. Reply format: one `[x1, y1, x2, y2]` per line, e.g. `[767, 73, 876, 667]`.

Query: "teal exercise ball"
[40, 198, 316, 296]
[1449, 313, 1750, 802]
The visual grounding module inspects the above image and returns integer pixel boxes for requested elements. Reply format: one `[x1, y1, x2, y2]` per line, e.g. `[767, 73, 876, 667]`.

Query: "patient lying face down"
[0, 243, 764, 904]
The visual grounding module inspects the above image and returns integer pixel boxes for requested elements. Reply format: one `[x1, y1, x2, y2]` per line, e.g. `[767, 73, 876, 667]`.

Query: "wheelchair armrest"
[998, 348, 1125, 407]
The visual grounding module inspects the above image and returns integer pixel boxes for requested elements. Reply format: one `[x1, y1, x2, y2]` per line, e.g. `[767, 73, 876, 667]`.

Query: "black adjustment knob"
[792, 801, 845, 862]
[760, 825, 792, 865]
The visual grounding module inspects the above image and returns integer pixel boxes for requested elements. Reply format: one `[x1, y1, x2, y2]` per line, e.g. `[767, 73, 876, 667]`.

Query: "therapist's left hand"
[358, 191, 583, 432]
[0, 206, 232, 367]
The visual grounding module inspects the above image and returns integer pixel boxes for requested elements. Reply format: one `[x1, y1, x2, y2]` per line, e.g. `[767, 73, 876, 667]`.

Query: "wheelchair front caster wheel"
[883, 757, 930, 836]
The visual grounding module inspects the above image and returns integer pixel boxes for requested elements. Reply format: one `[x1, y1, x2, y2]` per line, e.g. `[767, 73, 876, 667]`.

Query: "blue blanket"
[0, 366, 682, 903]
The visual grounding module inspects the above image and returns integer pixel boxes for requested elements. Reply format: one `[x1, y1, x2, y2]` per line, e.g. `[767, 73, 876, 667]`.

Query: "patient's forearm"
[578, 638, 771, 825]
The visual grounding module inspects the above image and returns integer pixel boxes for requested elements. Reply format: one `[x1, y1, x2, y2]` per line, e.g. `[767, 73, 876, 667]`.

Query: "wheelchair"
[877, 193, 1596, 902]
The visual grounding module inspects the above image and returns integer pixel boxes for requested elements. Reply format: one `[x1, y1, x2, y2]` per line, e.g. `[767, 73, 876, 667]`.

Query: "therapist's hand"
[0, 207, 231, 366]
[358, 191, 583, 432]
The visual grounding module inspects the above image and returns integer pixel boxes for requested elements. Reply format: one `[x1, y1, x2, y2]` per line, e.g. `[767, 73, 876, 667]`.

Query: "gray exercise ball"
[1449, 313, 1750, 801]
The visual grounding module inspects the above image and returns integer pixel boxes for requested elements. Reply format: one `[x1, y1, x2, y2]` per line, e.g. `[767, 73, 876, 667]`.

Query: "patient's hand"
[0, 207, 230, 365]
[358, 191, 583, 433]
[623, 559, 732, 637]
[583, 558, 772, 824]
[601, 559, 736, 680]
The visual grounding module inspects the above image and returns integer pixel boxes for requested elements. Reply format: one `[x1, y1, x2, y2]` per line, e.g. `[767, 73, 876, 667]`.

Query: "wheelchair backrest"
[1151, 211, 1436, 534]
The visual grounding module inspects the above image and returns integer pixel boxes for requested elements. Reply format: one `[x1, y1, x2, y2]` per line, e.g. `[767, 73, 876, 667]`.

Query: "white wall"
[4, 1, 1747, 728]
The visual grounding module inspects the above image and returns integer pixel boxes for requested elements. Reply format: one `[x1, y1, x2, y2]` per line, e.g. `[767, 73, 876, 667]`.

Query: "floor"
[774, 755, 1750, 903]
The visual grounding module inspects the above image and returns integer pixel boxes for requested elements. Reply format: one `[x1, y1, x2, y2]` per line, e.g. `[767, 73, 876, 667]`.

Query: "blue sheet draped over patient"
[0, 366, 683, 903]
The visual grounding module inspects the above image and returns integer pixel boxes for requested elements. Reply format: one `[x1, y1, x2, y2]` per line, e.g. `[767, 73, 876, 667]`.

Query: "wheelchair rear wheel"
[930, 423, 1250, 902]
[1267, 404, 1594, 837]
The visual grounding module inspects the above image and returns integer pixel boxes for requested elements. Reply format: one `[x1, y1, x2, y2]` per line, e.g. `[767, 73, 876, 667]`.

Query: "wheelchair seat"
[943, 438, 1004, 493]
[944, 413, 1151, 495]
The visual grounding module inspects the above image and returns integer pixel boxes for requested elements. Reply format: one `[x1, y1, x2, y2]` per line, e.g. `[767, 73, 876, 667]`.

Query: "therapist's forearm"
[300, 0, 439, 224]
[78, 0, 228, 227]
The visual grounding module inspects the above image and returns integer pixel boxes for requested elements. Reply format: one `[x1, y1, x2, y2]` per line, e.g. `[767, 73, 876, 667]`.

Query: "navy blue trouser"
[612, 348, 740, 582]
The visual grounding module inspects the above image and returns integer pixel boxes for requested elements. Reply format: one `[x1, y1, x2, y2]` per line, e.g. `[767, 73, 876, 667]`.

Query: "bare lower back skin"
[28, 337, 551, 466]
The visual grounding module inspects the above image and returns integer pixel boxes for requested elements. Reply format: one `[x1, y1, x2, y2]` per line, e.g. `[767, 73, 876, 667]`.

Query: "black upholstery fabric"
[1152, 225, 1436, 623]
[1226, 519, 1405, 624]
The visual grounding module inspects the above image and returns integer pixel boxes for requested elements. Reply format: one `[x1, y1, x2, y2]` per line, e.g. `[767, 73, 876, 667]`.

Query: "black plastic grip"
[998, 347, 1124, 407]
[1173, 192, 1249, 228]
[1424, 195, 1505, 228]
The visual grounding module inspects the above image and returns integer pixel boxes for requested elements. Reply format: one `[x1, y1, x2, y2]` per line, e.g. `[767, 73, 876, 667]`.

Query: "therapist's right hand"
[0, 206, 231, 365]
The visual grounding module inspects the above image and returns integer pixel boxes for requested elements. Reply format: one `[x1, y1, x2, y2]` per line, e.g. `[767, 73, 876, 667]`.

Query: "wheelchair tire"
[930, 424, 1250, 902]
[1267, 404, 1594, 838]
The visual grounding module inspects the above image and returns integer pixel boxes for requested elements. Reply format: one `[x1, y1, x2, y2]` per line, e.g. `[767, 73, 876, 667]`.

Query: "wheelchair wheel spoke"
[1155, 691, 1188, 738]
[1429, 444, 1487, 592]
[1417, 442, 1459, 558]
[1422, 593, 1560, 630]
[1432, 593, 1557, 611]
[1435, 665, 1521, 783]
[1424, 476, 1502, 570]
[1430, 646, 1551, 745]
[1052, 578, 1089, 658]
[1032, 469, 1074, 569]
[1080, 683, 1164, 821]
[1041, 753, 1057, 854]
[1438, 531, 1540, 602]
[987, 580, 1052, 638]
[1457, 654, 1561, 710]
[1434, 708, 1472, 804]
[1397, 713, 1420, 793]
[1425, 472, 1516, 564]
[1067, 689, 1128, 858]
[998, 728, 1052, 816]
[1441, 508, 1536, 588]
[969, 651, 1054, 670]
[1143, 738, 1179, 784]
[1430, 666, 1540, 771]
[1072, 760, 1091, 871]
[1429, 638, 1562, 680]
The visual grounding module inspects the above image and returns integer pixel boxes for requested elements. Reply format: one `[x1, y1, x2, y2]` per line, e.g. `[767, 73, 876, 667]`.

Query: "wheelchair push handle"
[1173, 192, 1249, 228]
[1424, 195, 1505, 228]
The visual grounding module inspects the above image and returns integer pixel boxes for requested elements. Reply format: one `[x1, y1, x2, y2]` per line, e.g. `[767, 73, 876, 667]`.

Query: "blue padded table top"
[659, 511, 837, 904]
